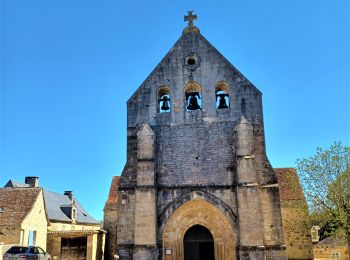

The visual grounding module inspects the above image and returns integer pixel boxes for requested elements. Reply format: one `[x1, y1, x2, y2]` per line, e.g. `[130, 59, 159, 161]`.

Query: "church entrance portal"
[162, 198, 236, 260]
[184, 225, 214, 260]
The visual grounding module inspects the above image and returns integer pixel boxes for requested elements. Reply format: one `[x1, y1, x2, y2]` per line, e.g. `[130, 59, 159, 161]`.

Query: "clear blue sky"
[1, 0, 349, 220]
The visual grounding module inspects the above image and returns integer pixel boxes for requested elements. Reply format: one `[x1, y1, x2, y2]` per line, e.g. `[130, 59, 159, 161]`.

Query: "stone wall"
[154, 122, 235, 186]
[46, 235, 61, 259]
[280, 201, 313, 259]
[313, 245, 349, 260]
[20, 190, 47, 250]
[275, 168, 314, 260]
[104, 210, 118, 259]
[0, 226, 21, 245]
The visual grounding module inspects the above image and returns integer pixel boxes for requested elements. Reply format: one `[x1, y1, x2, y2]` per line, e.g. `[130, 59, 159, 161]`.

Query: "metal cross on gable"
[184, 11, 198, 26]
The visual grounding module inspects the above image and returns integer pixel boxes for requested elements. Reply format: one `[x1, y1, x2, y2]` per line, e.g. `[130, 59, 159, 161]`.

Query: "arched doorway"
[184, 225, 214, 260]
[162, 199, 236, 260]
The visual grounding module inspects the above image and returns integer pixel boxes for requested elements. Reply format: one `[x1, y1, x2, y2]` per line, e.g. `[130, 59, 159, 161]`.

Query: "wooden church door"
[184, 225, 215, 260]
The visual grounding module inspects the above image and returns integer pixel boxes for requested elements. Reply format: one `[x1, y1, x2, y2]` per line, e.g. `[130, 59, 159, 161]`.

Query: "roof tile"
[0, 188, 41, 226]
[104, 176, 120, 210]
[274, 168, 305, 201]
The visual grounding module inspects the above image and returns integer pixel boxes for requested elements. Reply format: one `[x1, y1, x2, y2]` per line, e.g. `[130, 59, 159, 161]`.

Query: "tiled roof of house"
[104, 176, 120, 211]
[0, 188, 41, 226]
[43, 190, 99, 224]
[274, 168, 305, 201]
[3, 179, 99, 225]
[316, 236, 347, 247]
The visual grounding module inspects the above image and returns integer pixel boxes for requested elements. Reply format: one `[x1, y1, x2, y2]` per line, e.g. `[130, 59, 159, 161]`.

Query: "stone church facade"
[105, 12, 288, 260]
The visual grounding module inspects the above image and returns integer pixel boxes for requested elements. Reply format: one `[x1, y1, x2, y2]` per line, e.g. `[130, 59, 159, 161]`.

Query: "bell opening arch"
[184, 81, 202, 111]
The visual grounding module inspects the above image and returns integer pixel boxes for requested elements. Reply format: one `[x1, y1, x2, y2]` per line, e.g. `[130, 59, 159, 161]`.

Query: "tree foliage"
[296, 142, 350, 253]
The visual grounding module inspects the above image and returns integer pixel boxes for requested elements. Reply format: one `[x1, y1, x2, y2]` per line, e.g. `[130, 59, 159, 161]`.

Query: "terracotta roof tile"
[0, 188, 42, 226]
[104, 176, 120, 210]
[316, 236, 347, 246]
[274, 168, 305, 201]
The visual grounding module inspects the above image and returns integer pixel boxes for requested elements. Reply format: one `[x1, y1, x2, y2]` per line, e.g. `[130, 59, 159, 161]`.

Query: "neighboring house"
[313, 236, 349, 260]
[0, 187, 48, 249]
[3, 177, 105, 260]
[45, 190, 105, 260]
[275, 168, 314, 260]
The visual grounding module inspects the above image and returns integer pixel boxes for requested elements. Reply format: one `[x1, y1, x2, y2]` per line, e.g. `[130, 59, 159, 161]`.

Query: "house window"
[215, 82, 230, 109]
[28, 230, 36, 246]
[20, 230, 24, 245]
[184, 81, 202, 111]
[158, 86, 171, 113]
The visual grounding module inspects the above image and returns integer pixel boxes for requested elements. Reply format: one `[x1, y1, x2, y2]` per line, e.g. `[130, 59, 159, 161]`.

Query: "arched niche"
[158, 86, 171, 113]
[184, 81, 202, 111]
[215, 81, 230, 109]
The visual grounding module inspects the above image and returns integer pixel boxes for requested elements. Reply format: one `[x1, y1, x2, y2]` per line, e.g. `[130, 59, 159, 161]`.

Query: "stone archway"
[162, 199, 236, 260]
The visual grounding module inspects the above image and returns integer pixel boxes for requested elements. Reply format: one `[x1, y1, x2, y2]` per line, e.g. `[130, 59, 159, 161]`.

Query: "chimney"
[64, 191, 74, 201]
[25, 176, 39, 187]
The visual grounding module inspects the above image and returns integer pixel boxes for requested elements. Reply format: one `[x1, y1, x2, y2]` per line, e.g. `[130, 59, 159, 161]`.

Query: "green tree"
[296, 142, 350, 256]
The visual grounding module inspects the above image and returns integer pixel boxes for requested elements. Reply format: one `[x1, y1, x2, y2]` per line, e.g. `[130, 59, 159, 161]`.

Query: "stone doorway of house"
[61, 237, 87, 260]
[184, 225, 215, 260]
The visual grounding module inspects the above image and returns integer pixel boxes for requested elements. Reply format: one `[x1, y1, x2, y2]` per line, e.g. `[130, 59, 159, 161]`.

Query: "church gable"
[127, 22, 261, 127]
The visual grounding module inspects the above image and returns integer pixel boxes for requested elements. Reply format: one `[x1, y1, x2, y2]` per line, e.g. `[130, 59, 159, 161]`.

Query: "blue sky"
[1, 0, 349, 220]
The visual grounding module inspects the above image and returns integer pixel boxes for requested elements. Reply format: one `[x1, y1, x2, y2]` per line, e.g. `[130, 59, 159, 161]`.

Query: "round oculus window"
[184, 53, 200, 70]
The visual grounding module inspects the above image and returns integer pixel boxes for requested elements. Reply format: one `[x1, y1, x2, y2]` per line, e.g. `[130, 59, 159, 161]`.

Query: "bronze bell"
[217, 93, 229, 109]
[159, 96, 170, 111]
[186, 92, 201, 111]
